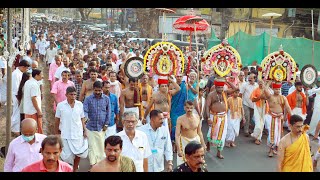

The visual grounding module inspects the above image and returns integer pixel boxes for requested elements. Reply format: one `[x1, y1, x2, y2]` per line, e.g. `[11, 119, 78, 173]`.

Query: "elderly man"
[173, 141, 207, 172]
[90, 136, 136, 172]
[55, 86, 88, 172]
[138, 110, 173, 172]
[84, 81, 111, 166]
[4, 118, 47, 172]
[116, 111, 152, 172]
[22, 135, 73, 172]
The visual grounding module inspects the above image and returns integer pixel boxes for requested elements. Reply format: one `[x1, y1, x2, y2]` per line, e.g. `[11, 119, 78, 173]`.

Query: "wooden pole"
[5, 8, 13, 156]
[311, 10, 315, 65]
[194, 24, 200, 94]
[268, 16, 273, 55]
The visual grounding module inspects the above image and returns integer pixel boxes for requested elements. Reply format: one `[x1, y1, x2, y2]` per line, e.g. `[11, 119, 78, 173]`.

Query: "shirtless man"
[175, 100, 206, 166]
[205, 78, 235, 159]
[140, 74, 153, 124]
[264, 81, 292, 157]
[119, 77, 141, 124]
[79, 68, 102, 102]
[143, 76, 180, 129]
[286, 81, 308, 125]
[90, 135, 136, 172]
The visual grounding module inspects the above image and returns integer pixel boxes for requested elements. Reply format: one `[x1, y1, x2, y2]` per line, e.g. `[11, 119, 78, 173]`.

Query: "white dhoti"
[60, 138, 89, 165]
[11, 96, 20, 133]
[292, 107, 307, 120]
[251, 104, 266, 141]
[124, 106, 142, 127]
[207, 112, 228, 151]
[0, 75, 7, 104]
[105, 124, 117, 139]
[87, 129, 106, 165]
[142, 101, 150, 124]
[177, 135, 200, 166]
[265, 112, 283, 148]
[225, 112, 241, 142]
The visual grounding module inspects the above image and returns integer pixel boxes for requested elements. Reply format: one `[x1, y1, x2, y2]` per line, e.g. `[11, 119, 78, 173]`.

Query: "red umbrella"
[173, 13, 210, 99]
[173, 15, 210, 35]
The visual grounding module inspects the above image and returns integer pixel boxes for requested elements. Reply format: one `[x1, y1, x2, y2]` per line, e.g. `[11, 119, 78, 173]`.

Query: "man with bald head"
[4, 118, 47, 172]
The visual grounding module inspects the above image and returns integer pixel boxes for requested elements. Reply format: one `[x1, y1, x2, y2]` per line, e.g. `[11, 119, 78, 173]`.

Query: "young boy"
[225, 89, 245, 147]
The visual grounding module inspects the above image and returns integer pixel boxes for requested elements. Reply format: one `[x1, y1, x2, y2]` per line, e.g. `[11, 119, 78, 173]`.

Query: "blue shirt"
[281, 82, 292, 96]
[31, 34, 37, 43]
[187, 81, 198, 101]
[108, 93, 119, 126]
[83, 94, 111, 131]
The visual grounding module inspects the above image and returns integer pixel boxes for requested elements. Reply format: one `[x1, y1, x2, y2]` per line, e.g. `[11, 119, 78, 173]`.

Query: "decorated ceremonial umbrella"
[143, 41, 185, 77]
[258, 45, 297, 83]
[156, 8, 176, 41]
[202, 39, 242, 78]
[173, 10, 210, 95]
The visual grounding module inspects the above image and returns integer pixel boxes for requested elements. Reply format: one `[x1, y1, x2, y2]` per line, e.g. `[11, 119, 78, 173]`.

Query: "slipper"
[313, 137, 319, 141]
[268, 151, 273, 157]
[225, 143, 231, 148]
[217, 154, 224, 159]
[255, 140, 261, 145]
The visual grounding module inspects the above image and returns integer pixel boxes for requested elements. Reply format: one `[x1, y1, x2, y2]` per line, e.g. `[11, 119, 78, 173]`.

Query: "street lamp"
[262, 12, 282, 54]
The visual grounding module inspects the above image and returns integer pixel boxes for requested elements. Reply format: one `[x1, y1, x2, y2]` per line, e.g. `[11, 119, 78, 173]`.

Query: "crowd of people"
[0, 20, 320, 172]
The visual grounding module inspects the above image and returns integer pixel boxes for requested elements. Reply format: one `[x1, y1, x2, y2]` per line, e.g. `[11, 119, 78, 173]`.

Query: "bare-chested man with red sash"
[264, 81, 292, 157]
[205, 78, 236, 159]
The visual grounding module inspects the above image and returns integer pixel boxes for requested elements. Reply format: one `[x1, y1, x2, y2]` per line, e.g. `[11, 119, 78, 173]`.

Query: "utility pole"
[5, 8, 13, 156]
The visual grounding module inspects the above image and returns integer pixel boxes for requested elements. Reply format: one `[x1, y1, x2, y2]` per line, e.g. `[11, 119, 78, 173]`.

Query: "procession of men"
[1, 15, 320, 173]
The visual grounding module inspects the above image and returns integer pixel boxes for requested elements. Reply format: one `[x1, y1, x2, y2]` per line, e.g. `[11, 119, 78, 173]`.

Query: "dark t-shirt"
[173, 162, 208, 172]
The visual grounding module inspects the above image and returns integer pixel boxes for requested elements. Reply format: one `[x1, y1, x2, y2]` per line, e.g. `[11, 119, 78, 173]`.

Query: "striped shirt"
[83, 94, 111, 131]
[281, 82, 292, 96]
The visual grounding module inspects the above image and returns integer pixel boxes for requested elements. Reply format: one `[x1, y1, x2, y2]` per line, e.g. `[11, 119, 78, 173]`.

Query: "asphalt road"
[78, 120, 320, 172]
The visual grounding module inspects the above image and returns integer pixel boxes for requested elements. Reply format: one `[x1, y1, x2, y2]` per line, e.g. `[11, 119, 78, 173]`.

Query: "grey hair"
[122, 111, 138, 121]
[75, 70, 83, 76]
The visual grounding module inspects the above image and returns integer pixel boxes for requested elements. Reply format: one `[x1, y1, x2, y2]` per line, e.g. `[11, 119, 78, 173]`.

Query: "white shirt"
[55, 100, 85, 139]
[11, 68, 23, 96]
[239, 82, 258, 108]
[35, 39, 48, 55]
[23, 78, 41, 115]
[116, 130, 152, 172]
[54, 66, 70, 80]
[22, 55, 33, 65]
[138, 124, 173, 172]
[115, 59, 123, 73]
[45, 47, 57, 64]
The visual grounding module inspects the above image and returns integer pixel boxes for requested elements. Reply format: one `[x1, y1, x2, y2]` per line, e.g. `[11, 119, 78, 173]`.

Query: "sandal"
[268, 151, 274, 157]
[254, 140, 261, 145]
[230, 142, 237, 147]
[217, 154, 224, 159]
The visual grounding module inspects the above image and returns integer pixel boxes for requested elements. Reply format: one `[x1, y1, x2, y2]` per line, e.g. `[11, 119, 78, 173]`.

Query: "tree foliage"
[78, 8, 93, 21]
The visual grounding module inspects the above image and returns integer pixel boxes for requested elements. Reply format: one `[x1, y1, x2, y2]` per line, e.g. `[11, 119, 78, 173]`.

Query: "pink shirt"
[48, 62, 61, 88]
[21, 159, 73, 172]
[51, 80, 75, 104]
[4, 133, 47, 172]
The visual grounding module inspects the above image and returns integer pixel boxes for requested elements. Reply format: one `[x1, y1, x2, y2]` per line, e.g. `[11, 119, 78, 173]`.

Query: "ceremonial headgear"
[272, 82, 282, 89]
[158, 76, 169, 85]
